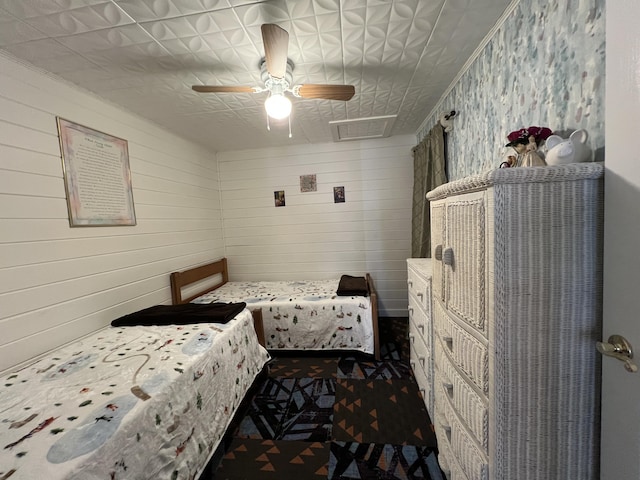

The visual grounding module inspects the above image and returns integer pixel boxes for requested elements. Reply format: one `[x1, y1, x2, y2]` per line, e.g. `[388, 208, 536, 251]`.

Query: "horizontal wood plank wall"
[217, 136, 415, 316]
[0, 53, 222, 372]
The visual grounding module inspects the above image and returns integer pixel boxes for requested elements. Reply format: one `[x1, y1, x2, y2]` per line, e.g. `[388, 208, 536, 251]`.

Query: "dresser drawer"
[409, 320, 430, 369]
[408, 297, 429, 345]
[410, 344, 433, 414]
[408, 262, 432, 314]
[434, 301, 488, 393]
[435, 395, 488, 480]
[435, 350, 488, 452]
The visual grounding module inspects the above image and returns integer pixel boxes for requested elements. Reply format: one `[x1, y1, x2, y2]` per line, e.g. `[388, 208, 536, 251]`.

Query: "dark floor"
[202, 318, 445, 480]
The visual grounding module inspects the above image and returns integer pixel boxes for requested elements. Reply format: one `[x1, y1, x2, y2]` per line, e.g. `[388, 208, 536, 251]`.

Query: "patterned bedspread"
[193, 280, 375, 355]
[0, 309, 269, 480]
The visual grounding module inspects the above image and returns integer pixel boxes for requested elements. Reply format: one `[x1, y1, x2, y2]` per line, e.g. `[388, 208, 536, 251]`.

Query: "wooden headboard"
[170, 258, 229, 305]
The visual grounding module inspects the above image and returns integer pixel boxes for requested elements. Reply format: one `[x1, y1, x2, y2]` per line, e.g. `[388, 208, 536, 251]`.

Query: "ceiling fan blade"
[261, 24, 289, 78]
[297, 84, 356, 101]
[192, 85, 255, 93]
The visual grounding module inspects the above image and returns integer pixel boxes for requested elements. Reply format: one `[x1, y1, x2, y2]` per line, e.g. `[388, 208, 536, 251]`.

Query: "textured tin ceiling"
[0, 0, 512, 152]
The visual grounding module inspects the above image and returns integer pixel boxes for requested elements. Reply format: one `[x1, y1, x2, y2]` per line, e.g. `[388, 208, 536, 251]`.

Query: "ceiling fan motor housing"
[261, 58, 294, 91]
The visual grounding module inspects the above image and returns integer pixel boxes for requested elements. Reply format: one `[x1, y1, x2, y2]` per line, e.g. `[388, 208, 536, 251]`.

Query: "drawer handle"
[410, 361, 416, 370]
[418, 323, 425, 333]
[408, 280, 413, 287]
[434, 244, 443, 260]
[443, 381, 453, 397]
[408, 333, 415, 344]
[442, 335, 453, 351]
[443, 247, 454, 266]
[417, 292, 424, 300]
[408, 307, 414, 316]
[440, 423, 452, 442]
[419, 356, 426, 368]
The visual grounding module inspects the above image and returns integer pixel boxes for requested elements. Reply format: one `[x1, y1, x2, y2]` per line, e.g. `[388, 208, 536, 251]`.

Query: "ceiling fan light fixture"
[265, 93, 292, 119]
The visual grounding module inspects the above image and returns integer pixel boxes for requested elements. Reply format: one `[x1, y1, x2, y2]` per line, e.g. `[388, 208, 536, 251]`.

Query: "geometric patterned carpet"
[205, 318, 446, 480]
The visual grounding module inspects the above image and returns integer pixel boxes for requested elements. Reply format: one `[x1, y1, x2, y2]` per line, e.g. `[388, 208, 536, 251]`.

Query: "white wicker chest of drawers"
[407, 258, 434, 414]
[426, 164, 604, 480]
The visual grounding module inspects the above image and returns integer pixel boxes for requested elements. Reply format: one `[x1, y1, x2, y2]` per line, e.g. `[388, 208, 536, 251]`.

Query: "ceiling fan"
[192, 24, 355, 127]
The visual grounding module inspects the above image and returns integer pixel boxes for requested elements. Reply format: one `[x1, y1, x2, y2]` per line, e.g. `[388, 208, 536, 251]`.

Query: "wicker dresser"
[426, 164, 604, 480]
[407, 258, 434, 414]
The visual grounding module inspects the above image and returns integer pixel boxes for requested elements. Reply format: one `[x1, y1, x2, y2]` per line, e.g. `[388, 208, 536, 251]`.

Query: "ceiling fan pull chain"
[266, 115, 271, 131]
[288, 116, 292, 138]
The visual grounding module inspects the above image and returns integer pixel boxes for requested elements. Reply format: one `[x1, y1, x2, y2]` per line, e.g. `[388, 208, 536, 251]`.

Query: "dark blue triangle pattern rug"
[209, 318, 446, 480]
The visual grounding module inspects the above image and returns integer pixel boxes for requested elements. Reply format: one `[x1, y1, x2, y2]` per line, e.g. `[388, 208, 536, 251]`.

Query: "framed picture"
[57, 118, 136, 226]
[274, 190, 286, 207]
[300, 174, 317, 192]
[334, 186, 345, 203]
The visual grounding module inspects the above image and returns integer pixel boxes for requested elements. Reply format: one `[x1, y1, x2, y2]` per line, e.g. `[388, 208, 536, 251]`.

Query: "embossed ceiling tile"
[116, 0, 242, 22]
[143, 17, 200, 40]
[364, 3, 393, 26]
[0, 16, 48, 46]
[290, 16, 318, 36]
[0, 0, 107, 19]
[196, 9, 242, 33]
[296, 35, 324, 64]
[198, 31, 232, 50]
[314, 11, 341, 32]
[389, 0, 420, 22]
[20, 3, 134, 38]
[228, 45, 263, 73]
[235, 2, 289, 29]
[159, 36, 208, 55]
[81, 42, 165, 67]
[56, 24, 152, 53]
[36, 53, 101, 74]
[219, 27, 254, 48]
[2, 38, 73, 61]
[287, 0, 336, 19]
[62, 67, 117, 85]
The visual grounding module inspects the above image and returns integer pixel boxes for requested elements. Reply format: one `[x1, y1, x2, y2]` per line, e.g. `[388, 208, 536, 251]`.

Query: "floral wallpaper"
[417, 0, 605, 181]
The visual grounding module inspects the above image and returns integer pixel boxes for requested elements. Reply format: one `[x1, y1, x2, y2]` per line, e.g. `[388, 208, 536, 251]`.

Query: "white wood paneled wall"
[217, 136, 415, 316]
[0, 53, 222, 372]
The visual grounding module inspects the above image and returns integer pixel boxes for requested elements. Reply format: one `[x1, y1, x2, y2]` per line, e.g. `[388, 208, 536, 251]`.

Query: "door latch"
[597, 334, 638, 373]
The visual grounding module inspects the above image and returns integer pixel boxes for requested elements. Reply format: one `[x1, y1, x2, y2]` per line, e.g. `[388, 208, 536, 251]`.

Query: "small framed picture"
[300, 174, 317, 192]
[274, 190, 286, 207]
[333, 186, 345, 203]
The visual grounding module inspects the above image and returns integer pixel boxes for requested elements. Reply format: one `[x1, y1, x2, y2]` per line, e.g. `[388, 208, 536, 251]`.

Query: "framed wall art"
[274, 190, 286, 207]
[57, 117, 136, 226]
[300, 174, 317, 192]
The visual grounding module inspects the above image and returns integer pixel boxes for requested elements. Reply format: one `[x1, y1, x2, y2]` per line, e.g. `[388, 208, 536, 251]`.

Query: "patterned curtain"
[411, 124, 447, 258]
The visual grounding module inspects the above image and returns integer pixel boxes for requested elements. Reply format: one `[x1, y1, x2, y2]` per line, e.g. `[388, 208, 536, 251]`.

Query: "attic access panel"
[329, 115, 397, 142]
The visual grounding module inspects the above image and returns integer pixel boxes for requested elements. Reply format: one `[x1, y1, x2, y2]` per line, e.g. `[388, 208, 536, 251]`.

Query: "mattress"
[0, 309, 269, 479]
[193, 279, 375, 355]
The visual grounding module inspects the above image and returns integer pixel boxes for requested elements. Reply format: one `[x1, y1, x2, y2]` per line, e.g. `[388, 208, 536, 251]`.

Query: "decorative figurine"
[500, 126, 553, 168]
[544, 129, 591, 165]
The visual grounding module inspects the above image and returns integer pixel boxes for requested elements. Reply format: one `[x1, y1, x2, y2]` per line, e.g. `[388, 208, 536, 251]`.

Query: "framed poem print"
[57, 118, 136, 226]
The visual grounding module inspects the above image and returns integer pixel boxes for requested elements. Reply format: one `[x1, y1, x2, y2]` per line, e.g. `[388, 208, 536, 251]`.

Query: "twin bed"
[0, 258, 379, 479]
[170, 258, 380, 360]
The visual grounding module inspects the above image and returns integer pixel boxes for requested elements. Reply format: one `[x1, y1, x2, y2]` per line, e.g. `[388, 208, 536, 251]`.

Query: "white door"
[600, 1, 640, 478]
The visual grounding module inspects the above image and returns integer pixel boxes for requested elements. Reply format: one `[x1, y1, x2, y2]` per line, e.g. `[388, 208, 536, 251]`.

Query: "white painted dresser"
[407, 258, 434, 414]
[425, 163, 604, 480]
